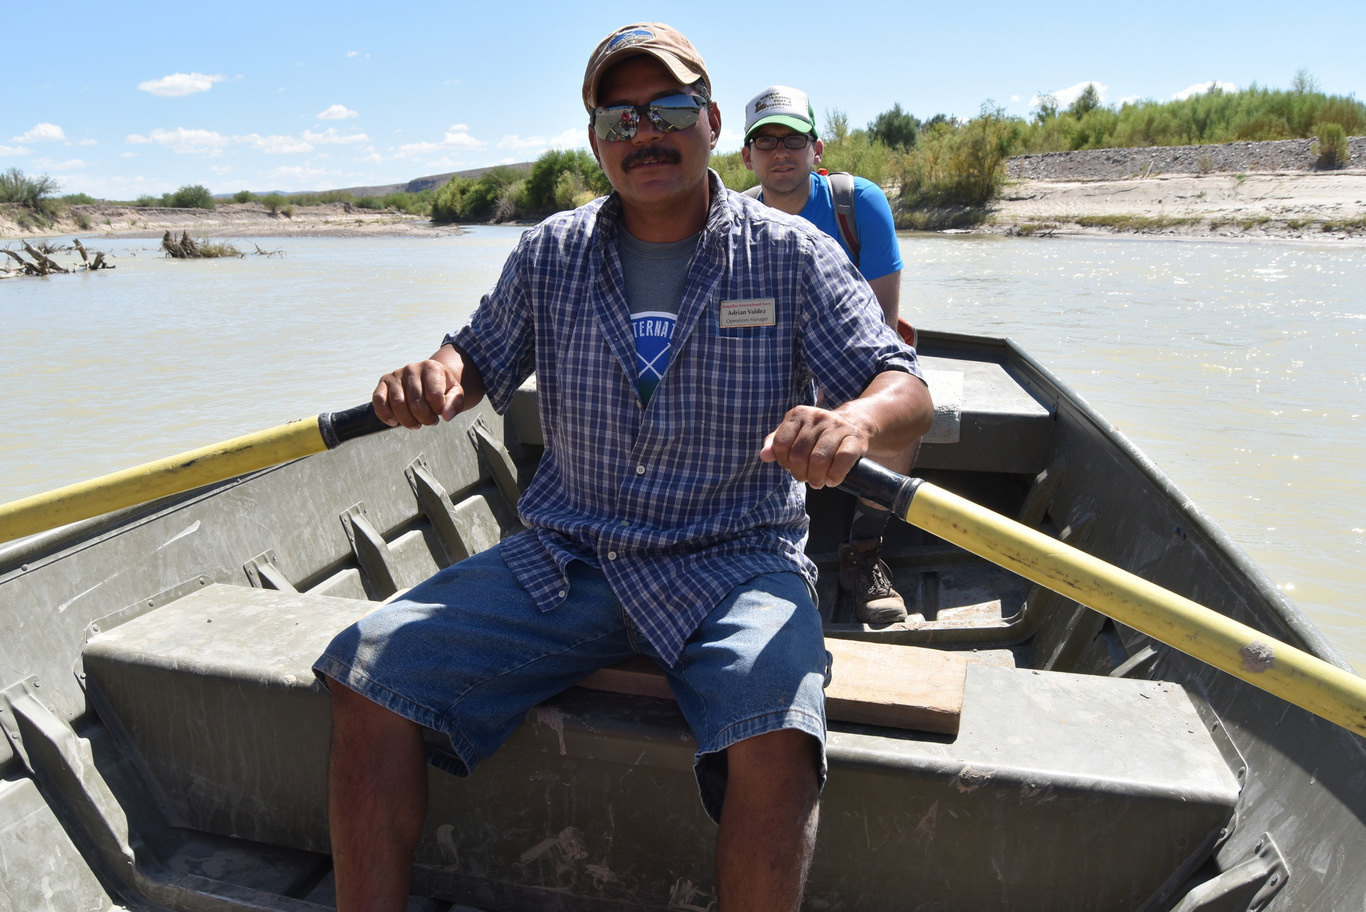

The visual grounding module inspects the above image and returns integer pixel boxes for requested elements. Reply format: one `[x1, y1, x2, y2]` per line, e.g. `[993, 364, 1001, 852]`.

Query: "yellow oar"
[0, 404, 388, 546]
[839, 460, 1366, 738]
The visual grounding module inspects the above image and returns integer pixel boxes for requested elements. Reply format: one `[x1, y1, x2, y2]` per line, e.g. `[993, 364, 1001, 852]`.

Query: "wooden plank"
[824, 637, 966, 734]
[576, 638, 966, 735]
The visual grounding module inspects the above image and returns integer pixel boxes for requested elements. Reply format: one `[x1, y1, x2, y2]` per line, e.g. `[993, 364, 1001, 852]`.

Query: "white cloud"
[31, 157, 86, 171]
[127, 127, 231, 154]
[548, 127, 589, 150]
[0, 144, 32, 156]
[347, 51, 370, 60]
[138, 73, 225, 97]
[13, 123, 66, 143]
[303, 128, 370, 145]
[394, 124, 488, 158]
[241, 134, 314, 154]
[77, 138, 98, 146]
[317, 104, 359, 121]
[496, 134, 551, 151]
[1172, 81, 1237, 101]
[438, 125, 486, 150]
[123, 127, 351, 156]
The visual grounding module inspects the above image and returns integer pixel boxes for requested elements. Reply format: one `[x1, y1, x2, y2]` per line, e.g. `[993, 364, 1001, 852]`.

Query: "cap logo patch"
[607, 28, 654, 52]
[754, 93, 793, 113]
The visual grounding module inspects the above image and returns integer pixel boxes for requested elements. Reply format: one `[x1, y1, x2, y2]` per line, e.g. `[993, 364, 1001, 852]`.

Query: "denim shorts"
[313, 541, 828, 823]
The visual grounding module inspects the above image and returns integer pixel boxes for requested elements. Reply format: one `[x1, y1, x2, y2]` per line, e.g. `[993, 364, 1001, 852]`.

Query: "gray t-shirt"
[618, 227, 699, 404]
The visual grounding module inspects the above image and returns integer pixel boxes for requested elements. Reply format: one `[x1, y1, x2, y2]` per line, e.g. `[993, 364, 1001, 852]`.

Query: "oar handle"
[836, 459, 922, 516]
[319, 402, 392, 449]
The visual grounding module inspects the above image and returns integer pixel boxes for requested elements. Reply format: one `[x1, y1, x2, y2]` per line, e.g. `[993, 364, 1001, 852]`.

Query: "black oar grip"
[837, 459, 921, 517]
[318, 402, 392, 449]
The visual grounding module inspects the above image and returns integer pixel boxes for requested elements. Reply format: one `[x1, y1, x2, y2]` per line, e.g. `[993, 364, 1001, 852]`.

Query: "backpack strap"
[826, 172, 860, 267]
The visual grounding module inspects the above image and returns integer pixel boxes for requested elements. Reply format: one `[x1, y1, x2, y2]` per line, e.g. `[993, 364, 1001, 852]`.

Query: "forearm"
[832, 370, 932, 462]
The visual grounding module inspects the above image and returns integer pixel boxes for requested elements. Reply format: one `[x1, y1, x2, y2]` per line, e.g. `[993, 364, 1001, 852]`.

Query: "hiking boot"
[839, 538, 907, 625]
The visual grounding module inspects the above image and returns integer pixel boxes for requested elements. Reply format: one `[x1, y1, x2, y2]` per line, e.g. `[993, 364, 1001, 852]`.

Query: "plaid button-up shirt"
[453, 172, 921, 665]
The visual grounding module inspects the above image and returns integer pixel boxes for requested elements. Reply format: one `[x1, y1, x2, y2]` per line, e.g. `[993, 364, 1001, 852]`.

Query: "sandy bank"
[0, 201, 462, 241]
[986, 138, 1366, 240]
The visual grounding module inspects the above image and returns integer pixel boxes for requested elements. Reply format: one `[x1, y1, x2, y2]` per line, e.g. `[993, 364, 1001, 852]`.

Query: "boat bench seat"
[83, 583, 1240, 912]
[509, 353, 1056, 477]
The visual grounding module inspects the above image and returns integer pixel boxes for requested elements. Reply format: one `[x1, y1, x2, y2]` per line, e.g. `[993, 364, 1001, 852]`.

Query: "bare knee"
[726, 729, 821, 803]
[327, 676, 421, 748]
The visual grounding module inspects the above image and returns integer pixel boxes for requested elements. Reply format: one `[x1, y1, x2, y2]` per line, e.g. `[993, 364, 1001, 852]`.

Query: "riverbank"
[6, 138, 1366, 243]
[986, 137, 1366, 240]
[0, 201, 460, 240]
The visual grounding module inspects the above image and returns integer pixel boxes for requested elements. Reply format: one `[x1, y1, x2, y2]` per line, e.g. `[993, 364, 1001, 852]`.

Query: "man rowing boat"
[315, 22, 932, 911]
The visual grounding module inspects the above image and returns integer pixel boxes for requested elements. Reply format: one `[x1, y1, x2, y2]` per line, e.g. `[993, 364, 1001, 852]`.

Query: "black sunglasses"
[749, 133, 815, 151]
[593, 94, 709, 142]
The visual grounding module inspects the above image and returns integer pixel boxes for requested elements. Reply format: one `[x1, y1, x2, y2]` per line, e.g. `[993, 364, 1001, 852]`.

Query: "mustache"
[621, 146, 681, 170]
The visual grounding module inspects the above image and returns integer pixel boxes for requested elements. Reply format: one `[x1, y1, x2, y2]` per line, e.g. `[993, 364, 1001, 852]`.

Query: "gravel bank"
[990, 138, 1366, 240]
[1008, 137, 1366, 181]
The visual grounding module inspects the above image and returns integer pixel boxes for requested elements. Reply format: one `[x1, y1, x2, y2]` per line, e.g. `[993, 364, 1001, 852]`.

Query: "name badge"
[719, 298, 776, 328]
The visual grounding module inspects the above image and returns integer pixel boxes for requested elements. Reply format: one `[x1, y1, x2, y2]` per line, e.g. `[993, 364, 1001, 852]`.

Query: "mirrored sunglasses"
[749, 133, 815, 151]
[593, 94, 709, 142]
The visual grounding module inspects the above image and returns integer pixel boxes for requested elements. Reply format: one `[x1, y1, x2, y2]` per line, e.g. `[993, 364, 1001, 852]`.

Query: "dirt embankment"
[988, 137, 1366, 240]
[0, 201, 461, 241]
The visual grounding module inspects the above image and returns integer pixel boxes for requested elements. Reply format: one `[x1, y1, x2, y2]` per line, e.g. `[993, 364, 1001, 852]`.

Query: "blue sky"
[5, 0, 1364, 199]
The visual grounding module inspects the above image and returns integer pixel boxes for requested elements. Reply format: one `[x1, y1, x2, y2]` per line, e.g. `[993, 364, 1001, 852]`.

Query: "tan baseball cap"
[582, 23, 710, 112]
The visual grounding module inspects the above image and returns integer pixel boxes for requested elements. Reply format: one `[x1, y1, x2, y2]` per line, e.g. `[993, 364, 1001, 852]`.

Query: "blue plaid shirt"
[453, 171, 920, 664]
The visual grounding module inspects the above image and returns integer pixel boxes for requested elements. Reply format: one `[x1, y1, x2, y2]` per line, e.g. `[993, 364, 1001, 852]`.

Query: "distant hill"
[212, 163, 535, 201]
[324, 162, 534, 199]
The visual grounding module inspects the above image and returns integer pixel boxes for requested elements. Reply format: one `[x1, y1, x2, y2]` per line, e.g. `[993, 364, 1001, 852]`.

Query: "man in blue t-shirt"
[742, 84, 912, 626]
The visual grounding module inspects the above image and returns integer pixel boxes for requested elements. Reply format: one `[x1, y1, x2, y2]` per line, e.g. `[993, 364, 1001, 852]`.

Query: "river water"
[3, 228, 1363, 672]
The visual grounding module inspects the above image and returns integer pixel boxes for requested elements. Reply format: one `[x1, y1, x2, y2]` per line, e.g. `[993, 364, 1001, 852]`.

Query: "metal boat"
[2, 329, 1362, 911]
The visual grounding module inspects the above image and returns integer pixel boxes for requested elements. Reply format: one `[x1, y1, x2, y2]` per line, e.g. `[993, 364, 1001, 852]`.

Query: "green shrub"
[520, 149, 607, 214]
[712, 149, 756, 192]
[1021, 74, 1366, 152]
[431, 167, 526, 223]
[821, 130, 893, 186]
[896, 105, 1020, 214]
[232, 190, 256, 203]
[0, 168, 60, 217]
[133, 195, 159, 208]
[867, 103, 919, 150]
[260, 193, 286, 215]
[163, 184, 215, 209]
[431, 178, 472, 223]
[62, 192, 98, 205]
[1315, 122, 1350, 168]
[384, 190, 436, 215]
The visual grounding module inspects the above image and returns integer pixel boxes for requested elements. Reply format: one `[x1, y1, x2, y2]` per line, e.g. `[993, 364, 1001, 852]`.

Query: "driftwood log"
[161, 231, 246, 259]
[22, 241, 67, 275]
[162, 230, 202, 258]
[0, 239, 114, 277]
